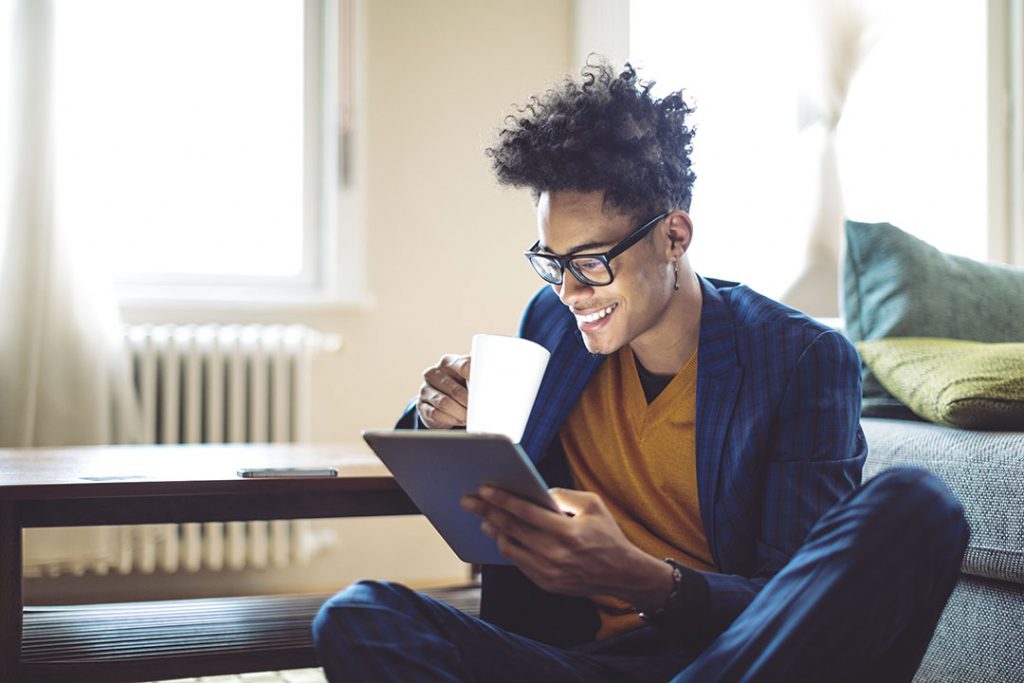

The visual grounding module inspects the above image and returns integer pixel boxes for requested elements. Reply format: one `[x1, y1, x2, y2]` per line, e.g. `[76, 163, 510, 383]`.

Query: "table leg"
[0, 502, 22, 681]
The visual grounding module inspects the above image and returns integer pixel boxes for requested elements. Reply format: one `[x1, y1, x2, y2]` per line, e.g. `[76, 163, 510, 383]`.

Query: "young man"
[313, 62, 968, 682]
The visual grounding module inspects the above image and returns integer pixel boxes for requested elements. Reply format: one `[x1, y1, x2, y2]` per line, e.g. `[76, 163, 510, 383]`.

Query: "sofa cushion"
[842, 220, 1024, 418]
[911, 574, 1024, 683]
[861, 418, 1024, 584]
[856, 338, 1024, 430]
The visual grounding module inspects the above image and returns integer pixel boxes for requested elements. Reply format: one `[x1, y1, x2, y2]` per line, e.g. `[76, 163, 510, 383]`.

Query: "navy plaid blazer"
[398, 276, 867, 647]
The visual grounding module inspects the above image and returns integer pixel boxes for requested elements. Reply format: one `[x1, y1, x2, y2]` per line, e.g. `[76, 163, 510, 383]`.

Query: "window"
[51, 0, 361, 305]
[0, 8, 8, 251]
[628, 0, 989, 301]
[835, 1, 987, 262]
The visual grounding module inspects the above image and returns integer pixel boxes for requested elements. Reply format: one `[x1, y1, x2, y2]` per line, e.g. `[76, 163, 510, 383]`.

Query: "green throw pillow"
[856, 338, 1024, 430]
[843, 220, 1024, 418]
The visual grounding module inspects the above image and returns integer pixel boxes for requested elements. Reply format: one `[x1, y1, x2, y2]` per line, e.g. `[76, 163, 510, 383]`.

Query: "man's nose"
[555, 270, 592, 306]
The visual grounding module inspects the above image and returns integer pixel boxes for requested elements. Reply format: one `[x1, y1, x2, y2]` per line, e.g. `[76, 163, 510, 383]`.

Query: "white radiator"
[23, 324, 342, 578]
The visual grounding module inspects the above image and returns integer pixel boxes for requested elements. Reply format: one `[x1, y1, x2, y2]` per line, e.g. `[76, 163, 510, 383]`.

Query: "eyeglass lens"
[528, 254, 612, 286]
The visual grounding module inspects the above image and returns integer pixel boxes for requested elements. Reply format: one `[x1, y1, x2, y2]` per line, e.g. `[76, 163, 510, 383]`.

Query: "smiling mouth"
[575, 303, 618, 324]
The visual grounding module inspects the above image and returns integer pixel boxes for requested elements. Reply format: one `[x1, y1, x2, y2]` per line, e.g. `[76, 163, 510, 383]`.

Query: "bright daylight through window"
[52, 0, 344, 303]
[629, 0, 987, 301]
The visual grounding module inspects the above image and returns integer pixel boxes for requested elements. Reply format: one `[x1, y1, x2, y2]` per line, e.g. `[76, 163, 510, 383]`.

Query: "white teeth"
[577, 304, 617, 323]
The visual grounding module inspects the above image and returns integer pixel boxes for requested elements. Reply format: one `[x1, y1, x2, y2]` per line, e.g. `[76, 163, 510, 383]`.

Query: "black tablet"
[361, 429, 560, 565]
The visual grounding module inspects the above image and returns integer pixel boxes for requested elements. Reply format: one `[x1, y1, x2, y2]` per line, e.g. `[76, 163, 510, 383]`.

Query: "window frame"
[116, 0, 369, 311]
[988, 0, 1024, 267]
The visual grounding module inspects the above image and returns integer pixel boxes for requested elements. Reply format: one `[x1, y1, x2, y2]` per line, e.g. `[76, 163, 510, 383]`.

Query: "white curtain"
[628, 0, 870, 316]
[0, 0, 140, 448]
[1, 0, 140, 576]
[780, 0, 874, 316]
[779, 0, 990, 313]
[630, 0, 989, 317]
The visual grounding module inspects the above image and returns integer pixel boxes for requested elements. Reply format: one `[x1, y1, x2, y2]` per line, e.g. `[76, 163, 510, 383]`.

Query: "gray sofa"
[861, 418, 1024, 683]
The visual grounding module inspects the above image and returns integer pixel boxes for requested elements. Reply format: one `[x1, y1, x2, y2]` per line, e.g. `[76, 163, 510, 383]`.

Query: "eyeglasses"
[524, 211, 670, 287]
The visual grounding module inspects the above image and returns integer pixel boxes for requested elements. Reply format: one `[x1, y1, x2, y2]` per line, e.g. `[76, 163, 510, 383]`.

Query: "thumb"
[453, 355, 472, 381]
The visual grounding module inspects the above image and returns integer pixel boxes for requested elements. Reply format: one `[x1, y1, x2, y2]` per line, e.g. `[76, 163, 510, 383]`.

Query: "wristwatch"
[636, 558, 685, 627]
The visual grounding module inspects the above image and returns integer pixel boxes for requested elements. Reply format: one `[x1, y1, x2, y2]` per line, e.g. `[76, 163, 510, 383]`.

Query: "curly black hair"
[486, 59, 696, 218]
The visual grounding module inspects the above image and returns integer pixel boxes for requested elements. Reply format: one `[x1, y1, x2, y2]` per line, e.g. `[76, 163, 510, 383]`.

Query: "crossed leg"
[313, 467, 968, 683]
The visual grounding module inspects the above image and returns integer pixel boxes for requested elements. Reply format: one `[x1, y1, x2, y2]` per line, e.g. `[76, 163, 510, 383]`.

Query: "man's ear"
[665, 210, 693, 259]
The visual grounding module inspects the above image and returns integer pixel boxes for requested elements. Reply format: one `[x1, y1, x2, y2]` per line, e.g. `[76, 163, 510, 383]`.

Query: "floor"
[154, 669, 327, 683]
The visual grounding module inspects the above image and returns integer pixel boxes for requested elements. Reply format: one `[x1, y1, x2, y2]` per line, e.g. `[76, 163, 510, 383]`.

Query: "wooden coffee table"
[0, 443, 475, 682]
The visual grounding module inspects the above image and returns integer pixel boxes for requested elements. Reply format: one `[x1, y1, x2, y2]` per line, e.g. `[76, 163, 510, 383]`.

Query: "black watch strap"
[636, 558, 685, 626]
[636, 557, 711, 636]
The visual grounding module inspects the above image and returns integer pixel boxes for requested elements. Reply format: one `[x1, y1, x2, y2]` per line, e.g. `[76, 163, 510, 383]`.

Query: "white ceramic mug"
[465, 334, 550, 443]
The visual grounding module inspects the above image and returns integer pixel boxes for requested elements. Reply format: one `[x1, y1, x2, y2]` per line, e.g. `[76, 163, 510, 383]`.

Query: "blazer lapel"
[520, 327, 605, 463]
[695, 277, 743, 567]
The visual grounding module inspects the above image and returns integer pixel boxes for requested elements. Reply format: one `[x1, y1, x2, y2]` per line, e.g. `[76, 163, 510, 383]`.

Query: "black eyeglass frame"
[524, 211, 671, 287]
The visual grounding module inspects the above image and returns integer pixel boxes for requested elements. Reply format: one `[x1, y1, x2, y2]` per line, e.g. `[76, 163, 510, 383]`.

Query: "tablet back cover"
[362, 430, 557, 565]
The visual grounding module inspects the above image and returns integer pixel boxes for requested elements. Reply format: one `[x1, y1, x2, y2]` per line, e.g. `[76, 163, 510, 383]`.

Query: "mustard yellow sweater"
[560, 346, 714, 640]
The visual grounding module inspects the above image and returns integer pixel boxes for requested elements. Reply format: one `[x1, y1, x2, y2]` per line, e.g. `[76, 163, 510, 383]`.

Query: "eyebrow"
[536, 239, 615, 256]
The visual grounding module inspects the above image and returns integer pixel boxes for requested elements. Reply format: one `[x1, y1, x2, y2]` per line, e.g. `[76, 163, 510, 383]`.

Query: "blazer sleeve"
[687, 329, 868, 642]
[395, 399, 423, 429]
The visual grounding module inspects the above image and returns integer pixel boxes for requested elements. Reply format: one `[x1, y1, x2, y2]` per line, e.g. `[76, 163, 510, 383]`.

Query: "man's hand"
[417, 354, 471, 429]
[461, 486, 674, 610]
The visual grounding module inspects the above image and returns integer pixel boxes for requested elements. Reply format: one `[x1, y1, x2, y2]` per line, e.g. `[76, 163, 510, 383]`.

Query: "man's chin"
[580, 331, 621, 356]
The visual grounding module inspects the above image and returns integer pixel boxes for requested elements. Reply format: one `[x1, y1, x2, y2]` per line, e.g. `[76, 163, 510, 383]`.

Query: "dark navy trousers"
[312, 468, 969, 682]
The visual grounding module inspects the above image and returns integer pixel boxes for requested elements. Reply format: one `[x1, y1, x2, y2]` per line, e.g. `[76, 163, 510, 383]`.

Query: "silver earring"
[673, 262, 680, 291]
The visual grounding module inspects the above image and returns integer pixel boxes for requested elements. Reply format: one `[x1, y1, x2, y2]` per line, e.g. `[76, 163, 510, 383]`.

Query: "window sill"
[118, 289, 377, 317]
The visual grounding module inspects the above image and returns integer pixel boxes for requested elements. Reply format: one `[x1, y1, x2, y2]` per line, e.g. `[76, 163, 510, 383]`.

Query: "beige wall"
[322, 0, 573, 443]
[47, 0, 576, 601]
